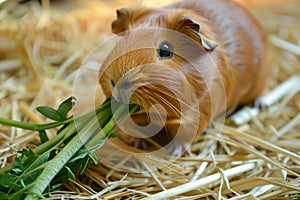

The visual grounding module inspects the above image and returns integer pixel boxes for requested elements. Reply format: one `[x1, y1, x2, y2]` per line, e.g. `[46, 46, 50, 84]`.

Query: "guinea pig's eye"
[157, 41, 173, 59]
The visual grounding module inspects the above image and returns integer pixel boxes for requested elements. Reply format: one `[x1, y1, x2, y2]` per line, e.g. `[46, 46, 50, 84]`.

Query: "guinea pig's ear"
[112, 7, 130, 35]
[177, 16, 218, 51]
[112, 7, 153, 35]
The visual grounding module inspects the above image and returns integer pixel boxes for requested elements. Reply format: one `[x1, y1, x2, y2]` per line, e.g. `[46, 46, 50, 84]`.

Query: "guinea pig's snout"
[119, 80, 133, 90]
[112, 78, 134, 103]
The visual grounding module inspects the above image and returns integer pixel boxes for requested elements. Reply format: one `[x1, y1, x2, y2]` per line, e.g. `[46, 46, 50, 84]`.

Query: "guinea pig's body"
[99, 0, 269, 155]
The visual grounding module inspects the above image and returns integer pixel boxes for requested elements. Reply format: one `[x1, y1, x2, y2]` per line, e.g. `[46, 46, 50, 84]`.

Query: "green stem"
[0, 117, 74, 131]
[34, 123, 77, 155]
[36, 118, 74, 130]
[0, 107, 98, 175]
[85, 104, 138, 150]
[0, 117, 39, 131]
[24, 133, 85, 200]
[0, 122, 77, 175]
[0, 98, 138, 199]
[24, 103, 136, 199]
[24, 111, 108, 199]
[0, 106, 103, 176]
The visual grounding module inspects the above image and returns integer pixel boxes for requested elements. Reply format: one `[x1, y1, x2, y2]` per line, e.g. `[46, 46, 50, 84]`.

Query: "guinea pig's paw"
[166, 143, 191, 157]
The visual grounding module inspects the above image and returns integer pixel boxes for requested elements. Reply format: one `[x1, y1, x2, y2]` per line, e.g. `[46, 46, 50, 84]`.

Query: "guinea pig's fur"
[99, 0, 269, 155]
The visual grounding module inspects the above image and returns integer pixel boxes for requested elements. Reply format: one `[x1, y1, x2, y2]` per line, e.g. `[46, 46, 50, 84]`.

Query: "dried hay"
[0, 0, 299, 199]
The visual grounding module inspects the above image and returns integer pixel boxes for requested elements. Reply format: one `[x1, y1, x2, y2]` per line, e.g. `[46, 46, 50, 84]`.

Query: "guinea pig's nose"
[119, 80, 132, 90]
[112, 80, 133, 103]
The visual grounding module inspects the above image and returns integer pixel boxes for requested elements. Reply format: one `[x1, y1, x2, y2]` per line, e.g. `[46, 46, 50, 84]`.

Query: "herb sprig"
[0, 97, 138, 199]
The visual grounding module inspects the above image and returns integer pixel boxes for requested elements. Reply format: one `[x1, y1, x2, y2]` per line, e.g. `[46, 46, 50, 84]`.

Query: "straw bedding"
[0, 0, 299, 199]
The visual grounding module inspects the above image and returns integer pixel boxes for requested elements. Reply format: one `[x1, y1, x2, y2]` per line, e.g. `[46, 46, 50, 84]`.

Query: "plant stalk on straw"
[0, 97, 138, 199]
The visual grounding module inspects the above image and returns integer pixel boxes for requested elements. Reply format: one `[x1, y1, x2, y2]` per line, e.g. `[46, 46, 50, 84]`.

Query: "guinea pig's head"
[99, 7, 219, 118]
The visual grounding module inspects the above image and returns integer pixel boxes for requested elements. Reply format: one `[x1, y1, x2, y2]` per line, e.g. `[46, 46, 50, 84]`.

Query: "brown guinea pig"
[99, 0, 269, 156]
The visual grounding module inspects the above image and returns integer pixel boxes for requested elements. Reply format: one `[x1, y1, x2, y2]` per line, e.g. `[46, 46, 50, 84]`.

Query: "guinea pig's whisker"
[136, 95, 151, 118]
[153, 93, 181, 116]
[144, 85, 206, 120]
[154, 87, 206, 117]
[140, 93, 172, 139]
[134, 91, 153, 119]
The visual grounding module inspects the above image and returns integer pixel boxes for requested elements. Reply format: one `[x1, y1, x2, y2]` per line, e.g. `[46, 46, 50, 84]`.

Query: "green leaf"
[57, 97, 75, 119]
[80, 156, 92, 175]
[36, 106, 63, 121]
[68, 148, 89, 163]
[8, 182, 23, 192]
[0, 173, 18, 189]
[88, 151, 98, 165]
[0, 97, 139, 199]
[11, 168, 22, 174]
[39, 130, 48, 144]
[24, 134, 85, 199]
[7, 149, 50, 194]
[64, 166, 75, 181]
[0, 192, 9, 200]
[50, 183, 63, 191]
[19, 179, 26, 188]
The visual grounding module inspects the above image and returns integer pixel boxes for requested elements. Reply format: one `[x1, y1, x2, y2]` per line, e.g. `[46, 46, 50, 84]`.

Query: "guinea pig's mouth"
[111, 90, 144, 114]
[109, 83, 182, 153]
[111, 78, 137, 104]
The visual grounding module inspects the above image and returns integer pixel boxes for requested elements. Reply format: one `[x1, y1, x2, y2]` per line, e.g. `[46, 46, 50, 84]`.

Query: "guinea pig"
[99, 0, 269, 156]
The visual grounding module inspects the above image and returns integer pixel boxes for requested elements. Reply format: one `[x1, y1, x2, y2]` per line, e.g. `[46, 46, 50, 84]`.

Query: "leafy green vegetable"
[36, 106, 64, 121]
[38, 130, 49, 144]
[36, 96, 74, 122]
[0, 97, 139, 199]
[0, 149, 49, 200]
[56, 96, 75, 119]
[64, 166, 76, 181]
